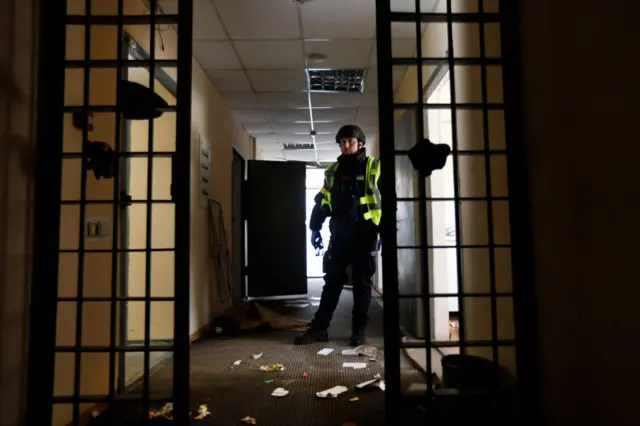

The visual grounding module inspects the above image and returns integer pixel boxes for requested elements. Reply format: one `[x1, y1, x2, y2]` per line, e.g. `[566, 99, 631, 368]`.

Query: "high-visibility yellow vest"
[319, 156, 381, 226]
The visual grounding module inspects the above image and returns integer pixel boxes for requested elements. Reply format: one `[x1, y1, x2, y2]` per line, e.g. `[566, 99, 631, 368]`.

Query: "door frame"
[231, 146, 247, 300]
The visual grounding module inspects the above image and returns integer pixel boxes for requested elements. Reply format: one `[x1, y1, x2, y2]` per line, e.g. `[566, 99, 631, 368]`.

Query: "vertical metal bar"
[73, 1, 93, 422]
[498, 0, 540, 422]
[477, 0, 500, 364]
[143, 0, 157, 420]
[25, 0, 66, 424]
[174, 0, 194, 422]
[375, 0, 401, 422]
[414, 0, 434, 398]
[118, 39, 131, 394]
[445, 0, 467, 355]
[110, 0, 125, 405]
[118, 36, 132, 391]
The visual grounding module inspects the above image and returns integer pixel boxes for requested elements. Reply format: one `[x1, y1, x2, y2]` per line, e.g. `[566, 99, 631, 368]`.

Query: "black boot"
[294, 328, 329, 345]
[350, 328, 366, 346]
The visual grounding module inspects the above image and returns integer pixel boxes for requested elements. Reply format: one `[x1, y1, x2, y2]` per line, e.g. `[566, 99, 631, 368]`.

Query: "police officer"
[295, 124, 381, 346]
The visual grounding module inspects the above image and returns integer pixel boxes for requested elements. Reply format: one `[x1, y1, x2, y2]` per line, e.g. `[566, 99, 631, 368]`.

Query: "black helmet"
[336, 124, 366, 145]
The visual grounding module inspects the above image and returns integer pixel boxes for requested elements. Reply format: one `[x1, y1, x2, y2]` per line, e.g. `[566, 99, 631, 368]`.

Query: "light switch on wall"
[85, 217, 110, 240]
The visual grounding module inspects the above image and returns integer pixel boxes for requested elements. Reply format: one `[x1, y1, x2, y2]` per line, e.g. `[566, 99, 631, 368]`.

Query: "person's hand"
[311, 230, 323, 250]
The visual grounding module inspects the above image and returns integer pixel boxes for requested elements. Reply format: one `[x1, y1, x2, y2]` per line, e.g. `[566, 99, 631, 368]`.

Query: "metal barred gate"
[375, 0, 534, 423]
[26, 0, 193, 424]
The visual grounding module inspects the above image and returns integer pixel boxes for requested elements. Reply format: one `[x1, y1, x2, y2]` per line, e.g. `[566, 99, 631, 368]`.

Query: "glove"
[311, 230, 323, 250]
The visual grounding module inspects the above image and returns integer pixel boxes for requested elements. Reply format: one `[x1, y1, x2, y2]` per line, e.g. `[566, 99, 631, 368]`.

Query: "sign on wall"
[199, 136, 211, 208]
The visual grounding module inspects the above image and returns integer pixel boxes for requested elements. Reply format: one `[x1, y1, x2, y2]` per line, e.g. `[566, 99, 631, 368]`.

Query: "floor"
[123, 352, 172, 388]
[118, 279, 430, 425]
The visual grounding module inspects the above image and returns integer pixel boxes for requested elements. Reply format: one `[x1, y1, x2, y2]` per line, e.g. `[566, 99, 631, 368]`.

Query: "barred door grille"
[375, 0, 528, 422]
[26, 1, 193, 424]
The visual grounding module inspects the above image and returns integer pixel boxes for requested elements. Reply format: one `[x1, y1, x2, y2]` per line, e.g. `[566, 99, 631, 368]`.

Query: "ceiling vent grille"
[307, 69, 366, 93]
[282, 143, 315, 151]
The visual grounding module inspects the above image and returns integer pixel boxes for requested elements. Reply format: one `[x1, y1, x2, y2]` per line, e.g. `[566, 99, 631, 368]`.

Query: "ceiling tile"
[193, 41, 241, 70]
[214, 0, 300, 39]
[284, 152, 316, 162]
[231, 109, 267, 123]
[360, 92, 379, 106]
[300, 0, 376, 39]
[270, 123, 313, 135]
[243, 122, 273, 134]
[364, 69, 377, 93]
[315, 142, 340, 150]
[269, 134, 313, 143]
[256, 134, 280, 143]
[356, 107, 379, 123]
[193, 0, 227, 40]
[265, 109, 311, 123]
[257, 92, 309, 109]
[234, 41, 305, 70]
[314, 123, 343, 135]
[247, 70, 308, 92]
[312, 107, 358, 122]
[311, 92, 364, 108]
[221, 91, 258, 108]
[206, 70, 252, 91]
[304, 40, 373, 69]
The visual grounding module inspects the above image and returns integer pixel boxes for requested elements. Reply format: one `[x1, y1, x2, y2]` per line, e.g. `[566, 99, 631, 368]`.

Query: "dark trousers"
[311, 228, 378, 332]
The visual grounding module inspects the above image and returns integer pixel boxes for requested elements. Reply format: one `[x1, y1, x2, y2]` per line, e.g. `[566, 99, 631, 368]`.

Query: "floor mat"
[125, 280, 428, 425]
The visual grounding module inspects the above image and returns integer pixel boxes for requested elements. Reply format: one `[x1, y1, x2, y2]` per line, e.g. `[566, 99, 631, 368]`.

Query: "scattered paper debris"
[241, 416, 257, 424]
[233, 360, 242, 366]
[271, 387, 289, 397]
[356, 374, 385, 391]
[316, 385, 348, 399]
[341, 345, 377, 358]
[260, 363, 285, 372]
[194, 404, 211, 420]
[349, 397, 359, 402]
[343, 362, 367, 369]
[284, 302, 309, 308]
[149, 402, 173, 420]
[317, 348, 334, 356]
[264, 380, 274, 384]
[356, 374, 382, 389]
[252, 353, 263, 360]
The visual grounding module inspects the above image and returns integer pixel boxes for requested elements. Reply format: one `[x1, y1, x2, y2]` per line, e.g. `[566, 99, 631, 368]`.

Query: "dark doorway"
[245, 160, 307, 298]
[231, 149, 245, 301]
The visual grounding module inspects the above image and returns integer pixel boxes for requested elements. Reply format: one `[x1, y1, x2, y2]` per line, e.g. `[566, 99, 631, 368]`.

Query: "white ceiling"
[159, 0, 438, 163]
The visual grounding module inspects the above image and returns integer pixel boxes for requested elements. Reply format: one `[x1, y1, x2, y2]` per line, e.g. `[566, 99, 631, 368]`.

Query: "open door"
[245, 160, 307, 298]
